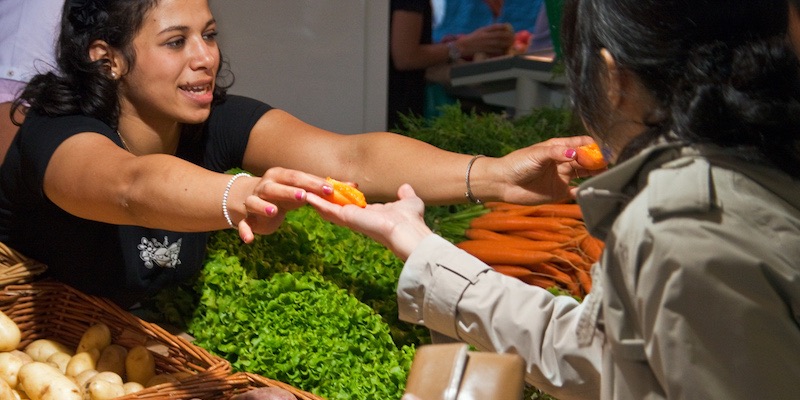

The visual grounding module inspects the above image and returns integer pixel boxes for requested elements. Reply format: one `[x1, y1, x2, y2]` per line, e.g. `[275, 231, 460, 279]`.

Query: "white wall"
[209, 1, 389, 133]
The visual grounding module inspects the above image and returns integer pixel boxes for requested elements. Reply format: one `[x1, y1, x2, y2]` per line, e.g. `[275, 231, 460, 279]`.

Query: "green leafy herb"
[189, 251, 415, 400]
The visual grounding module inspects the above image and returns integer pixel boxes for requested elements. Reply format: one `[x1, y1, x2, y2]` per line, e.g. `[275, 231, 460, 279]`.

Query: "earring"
[110, 71, 118, 79]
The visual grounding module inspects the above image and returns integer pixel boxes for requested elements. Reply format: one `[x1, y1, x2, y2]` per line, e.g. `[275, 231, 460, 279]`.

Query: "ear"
[89, 40, 125, 79]
[600, 48, 622, 108]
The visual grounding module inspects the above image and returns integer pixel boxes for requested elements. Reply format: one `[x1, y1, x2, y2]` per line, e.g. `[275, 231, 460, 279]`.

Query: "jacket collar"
[576, 141, 800, 241]
[576, 142, 684, 241]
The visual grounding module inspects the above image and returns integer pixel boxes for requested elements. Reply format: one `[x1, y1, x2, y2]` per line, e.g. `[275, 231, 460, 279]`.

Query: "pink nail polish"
[565, 148, 577, 159]
[322, 185, 333, 195]
[295, 190, 306, 200]
[266, 206, 276, 215]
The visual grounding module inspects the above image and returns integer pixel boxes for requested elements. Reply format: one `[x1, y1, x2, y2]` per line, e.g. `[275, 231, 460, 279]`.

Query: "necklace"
[116, 130, 131, 152]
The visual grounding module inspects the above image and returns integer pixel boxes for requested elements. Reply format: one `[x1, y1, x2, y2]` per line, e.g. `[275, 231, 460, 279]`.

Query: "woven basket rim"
[0, 242, 47, 287]
[226, 371, 327, 400]
[1, 281, 234, 399]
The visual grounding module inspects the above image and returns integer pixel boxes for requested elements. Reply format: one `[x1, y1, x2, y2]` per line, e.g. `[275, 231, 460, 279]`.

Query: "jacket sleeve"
[398, 234, 603, 400]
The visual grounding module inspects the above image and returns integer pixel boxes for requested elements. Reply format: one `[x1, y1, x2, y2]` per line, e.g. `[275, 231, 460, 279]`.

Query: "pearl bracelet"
[222, 172, 251, 229]
[465, 155, 485, 204]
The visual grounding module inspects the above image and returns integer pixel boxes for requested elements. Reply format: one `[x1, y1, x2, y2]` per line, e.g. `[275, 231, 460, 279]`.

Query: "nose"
[188, 37, 217, 70]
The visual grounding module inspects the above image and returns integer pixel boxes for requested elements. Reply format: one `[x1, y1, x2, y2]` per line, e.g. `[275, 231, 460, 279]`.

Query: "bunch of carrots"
[455, 202, 604, 299]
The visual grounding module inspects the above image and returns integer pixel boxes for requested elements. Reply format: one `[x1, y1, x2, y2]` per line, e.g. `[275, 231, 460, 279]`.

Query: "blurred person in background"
[0, 0, 64, 161]
[388, 0, 514, 129]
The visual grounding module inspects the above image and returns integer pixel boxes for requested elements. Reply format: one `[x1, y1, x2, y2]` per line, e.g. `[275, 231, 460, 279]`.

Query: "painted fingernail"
[266, 206, 276, 215]
[322, 185, 333, 195]
[295, 190, 306, 200]
[565, 148, 577, 158]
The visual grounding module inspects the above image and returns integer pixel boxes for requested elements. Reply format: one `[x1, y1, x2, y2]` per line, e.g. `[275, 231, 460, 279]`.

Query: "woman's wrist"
[391, 221, 434, 261]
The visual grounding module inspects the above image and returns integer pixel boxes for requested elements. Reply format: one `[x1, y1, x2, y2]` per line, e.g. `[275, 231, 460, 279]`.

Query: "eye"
[165, 37, 186, 48]
[203, 31, 219, 42]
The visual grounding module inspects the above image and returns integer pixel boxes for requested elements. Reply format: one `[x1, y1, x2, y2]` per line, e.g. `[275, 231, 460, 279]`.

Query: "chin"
[182, 110, 212, 125]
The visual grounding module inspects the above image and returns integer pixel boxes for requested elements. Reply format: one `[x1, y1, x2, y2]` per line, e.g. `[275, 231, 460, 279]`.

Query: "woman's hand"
[488, 135, 605, 204]
[234, 167, 333, 243]
[458, 23, 515, 58]
[306, 184, 432, 261]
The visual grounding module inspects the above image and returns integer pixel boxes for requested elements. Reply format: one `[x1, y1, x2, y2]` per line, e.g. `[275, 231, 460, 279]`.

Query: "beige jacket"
[399, 142, 800, 400]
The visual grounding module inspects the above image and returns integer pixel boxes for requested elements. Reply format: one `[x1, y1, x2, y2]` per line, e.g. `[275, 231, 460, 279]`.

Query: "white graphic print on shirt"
[137, 237, 182, 269]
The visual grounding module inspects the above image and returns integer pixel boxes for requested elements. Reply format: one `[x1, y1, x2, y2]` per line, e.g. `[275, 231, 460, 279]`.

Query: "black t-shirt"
[388, 0, 432, 130]
[0, 95, 273, 308]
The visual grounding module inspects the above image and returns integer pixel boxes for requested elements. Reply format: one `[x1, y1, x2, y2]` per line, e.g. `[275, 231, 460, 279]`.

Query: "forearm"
[337, 132, 488, 205]
[46, 149, 254, 232]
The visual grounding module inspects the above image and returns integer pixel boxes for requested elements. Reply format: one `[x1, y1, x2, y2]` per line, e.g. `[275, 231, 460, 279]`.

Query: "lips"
[179, 83, 211, 95]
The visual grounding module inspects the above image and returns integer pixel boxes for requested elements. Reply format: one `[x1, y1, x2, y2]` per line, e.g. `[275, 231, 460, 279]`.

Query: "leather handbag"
[403, 343, 526, 400]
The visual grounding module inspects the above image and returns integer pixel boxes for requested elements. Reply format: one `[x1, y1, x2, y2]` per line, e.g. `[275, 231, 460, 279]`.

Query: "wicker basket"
[0, 242, 47, 287]
[0, 281, 233, 399]
[225, 372, 327, 400]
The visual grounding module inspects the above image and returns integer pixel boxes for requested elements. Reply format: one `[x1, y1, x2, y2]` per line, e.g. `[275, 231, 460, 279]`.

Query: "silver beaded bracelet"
[464, 154, 485, 204]
[222, 172, 251, 229]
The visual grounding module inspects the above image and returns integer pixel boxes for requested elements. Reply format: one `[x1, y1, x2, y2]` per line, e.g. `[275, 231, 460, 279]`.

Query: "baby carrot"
[579, 234, 605, 262]
[455, 241, 556, 265]
[527, 203, 584, 220]
[469, 215, 573, 232]
[510, 230, 575, 243]
[552, 249, 589, 269]
[574, 267, 593, 295]
[519, 275, 557, 289]
[459, 239, 564, 253]
[465, 228, 532, 242]
[491, 264, 536, 278]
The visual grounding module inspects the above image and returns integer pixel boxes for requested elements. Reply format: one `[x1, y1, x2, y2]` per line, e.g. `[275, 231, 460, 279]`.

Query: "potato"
[24, 339, 73, 362]
[122, 381, 144, 395]
[72, 369, 98, 389]
[85, 379, 124, 400]
[95, 344, 126, 377]
[85, 371, 123, 387]
[65, 348, 100, 378]
[124, 346, 155, 386]
[45, 351, 71, 374]
[76, 323, 112, 354]
[8, 350, 31, 364]
[0, 351, 30, 388]
[0, 377, 15, 400]
[17, 362, 81, 400]
[0, 310, 21, 352]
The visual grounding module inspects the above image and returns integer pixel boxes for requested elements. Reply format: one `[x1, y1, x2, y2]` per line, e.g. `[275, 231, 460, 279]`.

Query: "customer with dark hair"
[309, 0, 800, 399]
[0, 0, 594, 308]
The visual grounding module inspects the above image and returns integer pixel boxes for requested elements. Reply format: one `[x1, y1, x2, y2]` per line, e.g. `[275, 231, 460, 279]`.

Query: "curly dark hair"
[561, 0, 800, 177]
[12, 0, 233, 129]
